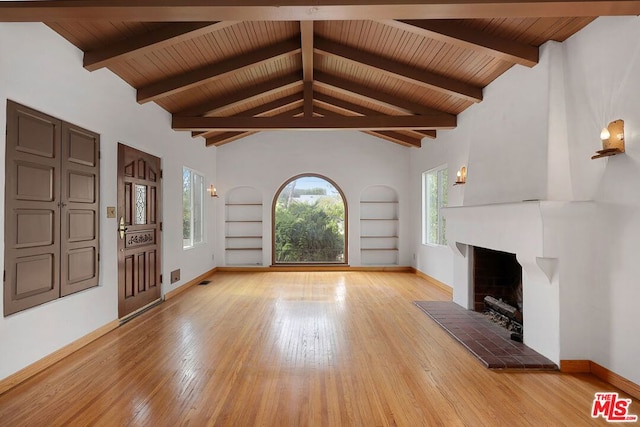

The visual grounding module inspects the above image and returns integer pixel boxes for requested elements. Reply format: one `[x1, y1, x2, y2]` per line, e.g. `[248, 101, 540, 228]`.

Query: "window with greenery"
[273, 175, 346, 264]
[183, 167, 205, 249]
[423, 166, 448, 245]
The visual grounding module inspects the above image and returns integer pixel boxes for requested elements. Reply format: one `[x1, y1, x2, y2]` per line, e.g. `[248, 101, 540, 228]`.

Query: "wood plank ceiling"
[4, 1, 629, 148]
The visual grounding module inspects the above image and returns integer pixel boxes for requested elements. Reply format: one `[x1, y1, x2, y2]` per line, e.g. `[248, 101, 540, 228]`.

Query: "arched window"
[272, 174, 347, 265]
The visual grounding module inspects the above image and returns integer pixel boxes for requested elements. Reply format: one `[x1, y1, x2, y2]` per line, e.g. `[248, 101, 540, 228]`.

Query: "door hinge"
[160, 274, 163, 283]
[160, 169, 163, 179]
[3, 270, 5, 282]
[97, 253, 100, 262]
[160, 222, 163, 232]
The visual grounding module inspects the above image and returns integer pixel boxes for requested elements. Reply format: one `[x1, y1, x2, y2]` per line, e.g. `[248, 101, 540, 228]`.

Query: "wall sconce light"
[454, 166, 467, 185]
[593, 119, 625, 159]
[208, 184, 219, 198]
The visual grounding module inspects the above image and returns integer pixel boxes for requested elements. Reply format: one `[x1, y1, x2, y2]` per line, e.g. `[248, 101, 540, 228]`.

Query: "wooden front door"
[117, 144, 162, 318]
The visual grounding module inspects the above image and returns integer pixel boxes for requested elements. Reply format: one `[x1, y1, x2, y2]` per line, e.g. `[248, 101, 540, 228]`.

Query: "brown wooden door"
[117, 144, 162, 318]
[4, 101, 100, 316]
[4, 102, 61, 315]
[60, 122, 100, 297]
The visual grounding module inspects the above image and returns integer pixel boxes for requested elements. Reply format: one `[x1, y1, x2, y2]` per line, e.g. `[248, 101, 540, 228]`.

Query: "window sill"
[422, 243, 448, 248]
[183, 242, 206, 251]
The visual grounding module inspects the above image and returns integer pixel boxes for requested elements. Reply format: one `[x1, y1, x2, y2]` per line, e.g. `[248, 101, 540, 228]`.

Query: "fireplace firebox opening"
[473, 247, 523, 339]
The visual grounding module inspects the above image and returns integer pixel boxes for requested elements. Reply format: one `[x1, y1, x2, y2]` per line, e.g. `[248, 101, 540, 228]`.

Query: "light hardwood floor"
[0, 272, 634, 426]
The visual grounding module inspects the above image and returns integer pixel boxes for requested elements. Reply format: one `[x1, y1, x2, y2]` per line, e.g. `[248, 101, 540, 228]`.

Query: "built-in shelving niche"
[360, 185, 399, 266]
[224, 186, 263, 266]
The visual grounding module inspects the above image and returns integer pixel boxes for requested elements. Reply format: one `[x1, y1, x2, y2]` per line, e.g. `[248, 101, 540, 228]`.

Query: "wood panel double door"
[4, 101, 100, 316]
[117, 144, 162, 318]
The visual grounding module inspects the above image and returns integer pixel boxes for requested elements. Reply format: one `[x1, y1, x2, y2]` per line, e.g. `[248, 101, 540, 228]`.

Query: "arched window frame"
[271, 173, 348, 265]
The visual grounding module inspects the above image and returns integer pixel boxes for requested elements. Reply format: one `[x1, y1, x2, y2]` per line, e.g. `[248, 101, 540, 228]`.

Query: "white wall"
[411, 17, 640, 384]
[0, 23, 217, 380]
[410, 34, 553, 286]
[409, 131, 465, 285]
[561, 16, 640, 385]
[216, 130, 411, 266]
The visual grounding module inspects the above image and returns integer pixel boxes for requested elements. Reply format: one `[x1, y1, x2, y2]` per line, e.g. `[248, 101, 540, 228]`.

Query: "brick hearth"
[414, 301, 557, 370]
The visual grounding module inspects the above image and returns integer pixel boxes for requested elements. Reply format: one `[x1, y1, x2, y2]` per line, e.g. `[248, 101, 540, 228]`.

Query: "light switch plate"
[106, 206, 116, 218]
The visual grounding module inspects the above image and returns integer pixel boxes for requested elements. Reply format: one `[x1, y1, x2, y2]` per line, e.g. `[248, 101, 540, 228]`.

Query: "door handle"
[118, 217, 128, 239]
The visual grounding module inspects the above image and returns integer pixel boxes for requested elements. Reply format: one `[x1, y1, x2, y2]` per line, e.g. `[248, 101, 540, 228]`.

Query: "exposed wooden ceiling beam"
[300, 20, 315, 117]
[227, 93, 304, 118]
[83, 21, 236, 71]
[382, 19, 539, 67]
[303, 82, 314, 118]
[3, 1, 640, 22]
[205, 131, 256, 147]
[195, 91, 437, 144]
[179, 73, 302, 116]
[314, 106, 422, 147]
[137, 38, 301, 103]
[363, 130, 422, 147]
[205, 106, 305, 146]
[411, 130, 436, 139]
[315, 37, 482, 103]
[314, 93, 436, 139]
[314, 93, 385, 116]
[314, 71, 455, 118]
[193, 93, 303, 137]
[173, 114, 456, 131]
[300, 21, 314, 82]
[314, 107, 421, 147]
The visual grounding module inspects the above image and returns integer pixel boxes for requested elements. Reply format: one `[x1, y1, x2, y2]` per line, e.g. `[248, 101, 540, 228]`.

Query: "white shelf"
[360, 187, 399, 266]
[225, 187, 263, 266]
[225, 247, 262, 251]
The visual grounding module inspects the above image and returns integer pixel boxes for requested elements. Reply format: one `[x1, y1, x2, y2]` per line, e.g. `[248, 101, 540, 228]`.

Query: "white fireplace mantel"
[441, 200, 595, 363]
[442, 200, 594, 276]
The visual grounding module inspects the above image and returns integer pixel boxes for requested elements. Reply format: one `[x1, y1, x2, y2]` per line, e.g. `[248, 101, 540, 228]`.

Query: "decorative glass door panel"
[134, 184, 147, 225]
